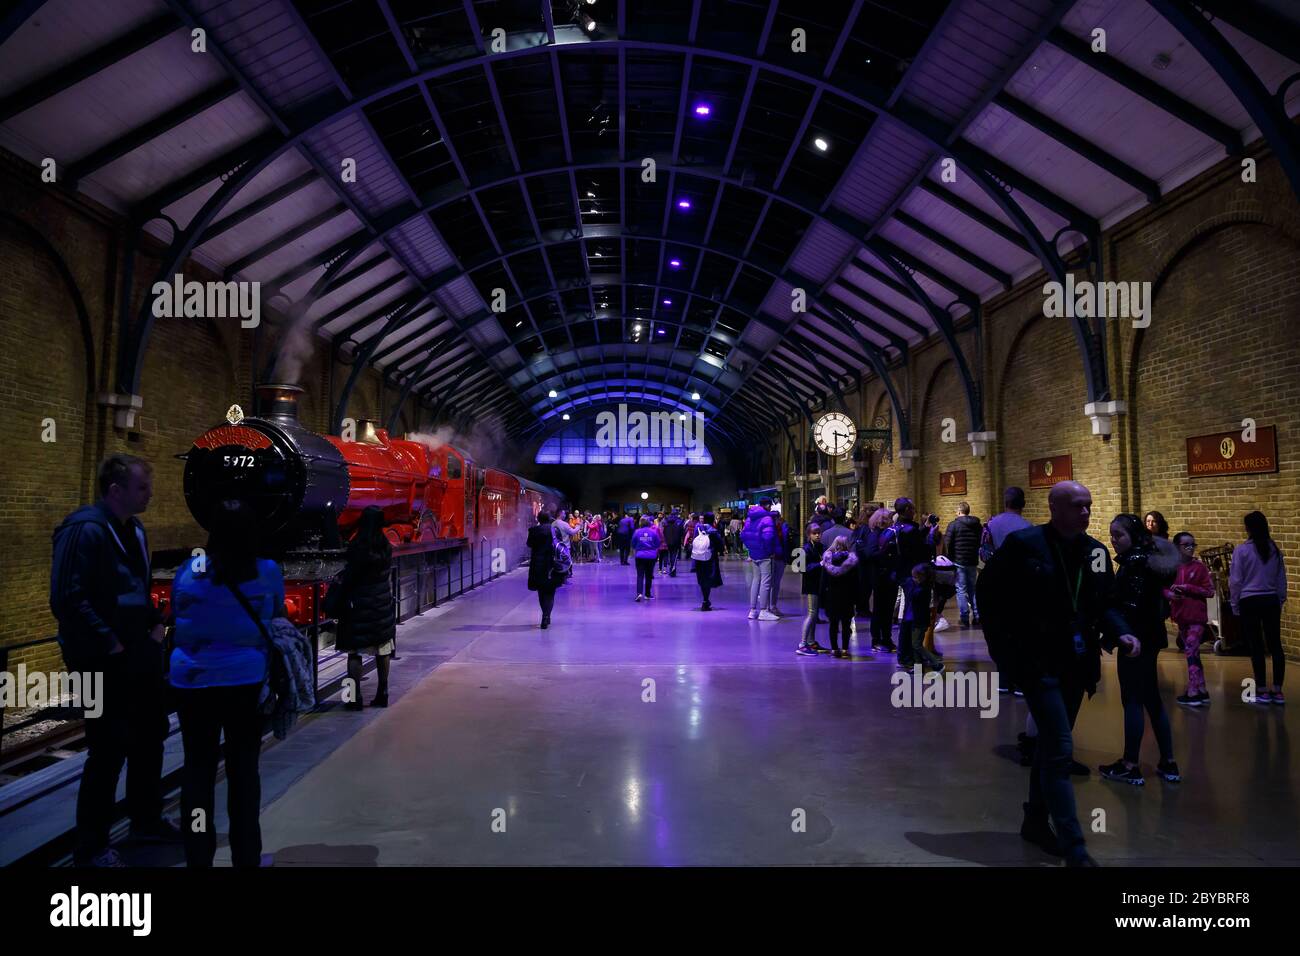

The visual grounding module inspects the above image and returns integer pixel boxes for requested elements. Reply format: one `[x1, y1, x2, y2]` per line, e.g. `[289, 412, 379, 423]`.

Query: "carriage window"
[447, 456, 462, 479]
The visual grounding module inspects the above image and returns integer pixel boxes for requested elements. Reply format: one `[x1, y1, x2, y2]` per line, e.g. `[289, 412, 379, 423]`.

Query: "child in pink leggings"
[1166, 532, 1215, 706]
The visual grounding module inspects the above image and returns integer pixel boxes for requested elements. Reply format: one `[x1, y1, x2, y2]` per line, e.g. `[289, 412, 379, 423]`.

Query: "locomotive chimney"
[254, 383, 304, 425]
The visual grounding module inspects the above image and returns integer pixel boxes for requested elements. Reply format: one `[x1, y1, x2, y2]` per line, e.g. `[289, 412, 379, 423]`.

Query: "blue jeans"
[1021, 674, 1088, 861]
[955, 564, 978, 620]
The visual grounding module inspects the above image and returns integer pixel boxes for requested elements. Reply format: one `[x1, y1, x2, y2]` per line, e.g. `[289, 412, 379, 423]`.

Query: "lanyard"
[1052, 541, 1083, 614]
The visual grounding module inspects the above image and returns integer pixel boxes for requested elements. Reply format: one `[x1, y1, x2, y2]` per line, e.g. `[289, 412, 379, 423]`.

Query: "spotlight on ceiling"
[657, 329, 666, 335]
[548, 389, 558, 398]
[691, 391, 701, 401]
[677, 198, 691, 210]
[814, 137, 829, 152]
[583, 16, 596, 32]
[641, 492, 648, 500]
[562, 413, 571, 420]
[586, 191, 595, 198]
[515, 320, 523, 327]
[633, 323, 642, 331]
[693, 103, 712, 116]
[669, 258, 681, 268]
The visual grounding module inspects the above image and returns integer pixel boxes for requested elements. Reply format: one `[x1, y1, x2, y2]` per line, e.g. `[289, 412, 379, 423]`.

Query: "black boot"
[371, 691, 388, 708]
[1020, 803, 1063, 856]
[540, 615, 550, 629]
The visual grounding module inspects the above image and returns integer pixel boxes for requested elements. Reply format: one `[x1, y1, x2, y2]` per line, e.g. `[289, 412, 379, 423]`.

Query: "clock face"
[813, 412, 857, 456]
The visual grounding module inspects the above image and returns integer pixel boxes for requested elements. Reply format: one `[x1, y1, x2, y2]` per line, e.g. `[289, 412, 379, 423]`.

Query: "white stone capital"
[1083, 400, 1127, 436]
[98, 392, 143, 430]
[898, 448, 921, 471]
[967, 430, 997, 457]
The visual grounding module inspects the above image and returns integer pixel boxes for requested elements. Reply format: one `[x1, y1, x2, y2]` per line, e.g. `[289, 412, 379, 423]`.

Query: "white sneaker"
[758, 610, 780, 621]
[934, 617, 951, 632]
[748, 609, 760, 620]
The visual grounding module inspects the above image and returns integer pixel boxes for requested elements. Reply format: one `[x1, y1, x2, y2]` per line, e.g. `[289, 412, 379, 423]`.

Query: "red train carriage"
[150, 384, 564, 626]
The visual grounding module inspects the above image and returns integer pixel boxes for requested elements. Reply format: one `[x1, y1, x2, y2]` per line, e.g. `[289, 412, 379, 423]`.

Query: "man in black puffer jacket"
[943, 502, 983, 626]
[663, 509, 685, 576]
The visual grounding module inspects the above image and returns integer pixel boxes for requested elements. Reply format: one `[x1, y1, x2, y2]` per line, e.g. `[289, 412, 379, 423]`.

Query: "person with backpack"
[170, 497, 283, 868]
[740, 499, 779, 620]
[1230, 511, 1288, 704]
[527, 508, 567, 629]
[691, 512, 725, 610]
[1166, 532, 1215, 707]
[977, 481, 1138, 867]
[632, 516, 664, 600]
[943, 502, 982, 627]
[325, 506, 396, 710]
[877, 498, 933, 669]
[616, 512, 635, 565]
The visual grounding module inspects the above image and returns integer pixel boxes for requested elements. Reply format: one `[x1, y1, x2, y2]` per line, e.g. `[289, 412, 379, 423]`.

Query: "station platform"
[37, 556, 1299, 868]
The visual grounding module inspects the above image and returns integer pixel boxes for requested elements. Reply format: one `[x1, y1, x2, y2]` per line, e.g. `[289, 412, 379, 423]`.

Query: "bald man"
[978, 481, 1138, 867]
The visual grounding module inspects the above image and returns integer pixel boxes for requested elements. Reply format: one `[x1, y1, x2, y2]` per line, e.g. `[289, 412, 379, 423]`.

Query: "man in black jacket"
[50, 454, 179, 866]
[663, 509, 685, 576]
[977, 481, 1138, 867]
[943, 501, 983, 626]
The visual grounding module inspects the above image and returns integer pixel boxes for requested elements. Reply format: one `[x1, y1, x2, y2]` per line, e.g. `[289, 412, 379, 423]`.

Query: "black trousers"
[635, 558, 656, 596]
[827, 610, 854, 650]
[174, 682, 264, 868]
[1116, 647, 1174, 763]
[75, 657, 168, 861]
[537, 587, 556, 619]
[618, 538, 630, 564]
[870, 576, 895, 647]
[1240, 594, 1285, 688]
[1022, 673, 1088, 861]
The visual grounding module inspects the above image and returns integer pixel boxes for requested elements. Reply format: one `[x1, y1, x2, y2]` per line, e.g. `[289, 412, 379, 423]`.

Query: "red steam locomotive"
[152, 383, 563, 625]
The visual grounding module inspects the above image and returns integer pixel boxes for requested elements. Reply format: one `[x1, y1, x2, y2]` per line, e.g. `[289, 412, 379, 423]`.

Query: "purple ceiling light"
[677, 198, 691, 210]
[693, 103, 712, 116]
[669, 258, 682, 268]
[662, 298, 672, 306]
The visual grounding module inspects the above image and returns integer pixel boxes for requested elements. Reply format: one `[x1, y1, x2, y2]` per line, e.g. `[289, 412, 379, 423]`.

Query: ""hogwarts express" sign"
[1187, 427, 1278, 478]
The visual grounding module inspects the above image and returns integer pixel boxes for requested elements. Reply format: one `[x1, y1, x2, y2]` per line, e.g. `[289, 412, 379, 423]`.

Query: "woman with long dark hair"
[527, 508, 566, 628]
[1144, 511, 1169, 539]
[170, 498, 282, 867]
[690, 511, 725, 611]
[1230, 511, 1288, 704]
[1100, 513, 1181, 787]
[326, 505, 396, 710]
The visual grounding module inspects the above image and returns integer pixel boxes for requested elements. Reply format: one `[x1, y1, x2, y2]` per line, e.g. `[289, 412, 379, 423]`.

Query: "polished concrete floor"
[247, 557, 1299, 866]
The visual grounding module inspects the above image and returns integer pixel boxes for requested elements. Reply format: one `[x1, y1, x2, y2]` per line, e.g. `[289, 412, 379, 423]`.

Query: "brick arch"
[1125, 219, 1298, 491]
[994, 309, 1098, 524]
[0, 216, 95, 669]
[1127, 220, 1300, 657]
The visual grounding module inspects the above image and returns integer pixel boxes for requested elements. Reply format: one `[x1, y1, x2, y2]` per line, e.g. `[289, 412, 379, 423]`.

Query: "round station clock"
[813, 412, 857, 456]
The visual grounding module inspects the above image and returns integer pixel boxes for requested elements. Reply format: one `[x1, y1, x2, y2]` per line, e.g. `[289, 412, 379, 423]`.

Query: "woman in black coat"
[690, 511, 725, 611]
[1100, 513, 1181, 786]
[527, 508, 566, 629]
[326, 506, 396, 710]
